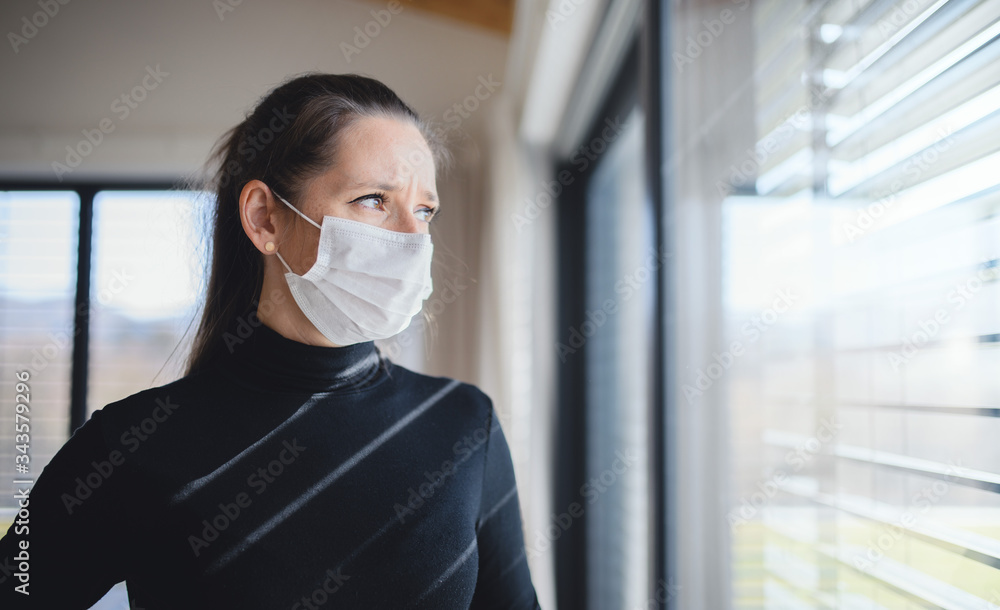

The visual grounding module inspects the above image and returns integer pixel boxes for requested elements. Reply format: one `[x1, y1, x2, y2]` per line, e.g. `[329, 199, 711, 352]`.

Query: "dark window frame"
[645, 0, 672, 604]
[552, 11, 671, 604]
[1, 179, 183, 433]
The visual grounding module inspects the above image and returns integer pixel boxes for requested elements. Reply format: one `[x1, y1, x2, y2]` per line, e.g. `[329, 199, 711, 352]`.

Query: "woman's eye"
[356, 196, 384, 211]
[417, 207, 438, 222]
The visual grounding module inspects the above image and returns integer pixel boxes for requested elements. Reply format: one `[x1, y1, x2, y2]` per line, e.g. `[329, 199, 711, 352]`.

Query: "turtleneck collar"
[211, 322, 386, 393]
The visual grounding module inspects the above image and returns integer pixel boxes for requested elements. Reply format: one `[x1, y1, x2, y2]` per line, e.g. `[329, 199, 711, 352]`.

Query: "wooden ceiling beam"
[362, 0, 515, 36]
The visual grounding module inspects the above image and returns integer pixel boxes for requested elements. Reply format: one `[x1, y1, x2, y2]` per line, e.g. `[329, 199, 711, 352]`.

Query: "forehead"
[332, 116, 437, 186]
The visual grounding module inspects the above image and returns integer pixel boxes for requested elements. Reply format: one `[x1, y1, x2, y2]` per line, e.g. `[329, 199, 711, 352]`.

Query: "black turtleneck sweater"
[0, 324, 539, 609]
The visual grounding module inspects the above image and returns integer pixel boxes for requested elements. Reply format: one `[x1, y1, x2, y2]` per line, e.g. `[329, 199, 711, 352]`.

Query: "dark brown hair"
[185, 73, 447, 374]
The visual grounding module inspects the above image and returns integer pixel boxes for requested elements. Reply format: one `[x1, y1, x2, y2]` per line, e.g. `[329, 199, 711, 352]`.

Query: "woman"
[0, 74, 540, 609]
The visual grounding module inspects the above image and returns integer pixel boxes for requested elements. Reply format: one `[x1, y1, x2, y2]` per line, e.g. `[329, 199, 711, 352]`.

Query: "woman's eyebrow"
[348, 180, 438, 203]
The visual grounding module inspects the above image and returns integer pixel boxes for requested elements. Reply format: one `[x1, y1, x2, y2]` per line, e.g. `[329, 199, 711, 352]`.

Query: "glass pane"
[88, 191, 207, 416]
[584, 107, 653, 608]
[0, 191, 79, 512]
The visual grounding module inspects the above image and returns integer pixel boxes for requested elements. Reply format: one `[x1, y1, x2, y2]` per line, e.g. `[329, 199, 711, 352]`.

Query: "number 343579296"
[15, 371, 30, 469]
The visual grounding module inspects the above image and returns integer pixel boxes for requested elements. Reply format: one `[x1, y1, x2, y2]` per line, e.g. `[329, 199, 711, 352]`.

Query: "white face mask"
[272, 193, 434, 346]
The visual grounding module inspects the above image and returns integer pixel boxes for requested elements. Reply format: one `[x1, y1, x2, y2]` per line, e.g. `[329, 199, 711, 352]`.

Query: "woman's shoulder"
[381, 360, 497, 419]
[87, 369, 214, 449]
[99, 367, 209, 413]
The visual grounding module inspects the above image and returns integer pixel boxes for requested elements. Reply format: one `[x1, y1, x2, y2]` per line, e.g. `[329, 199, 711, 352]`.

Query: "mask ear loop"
[273, 251, 294, 274]
[271, 190, 322, 274]
[274, 191, 322, 230]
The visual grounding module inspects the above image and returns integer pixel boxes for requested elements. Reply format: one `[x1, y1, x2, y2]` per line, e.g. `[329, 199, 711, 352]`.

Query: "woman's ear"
[239, 180, 280, 254]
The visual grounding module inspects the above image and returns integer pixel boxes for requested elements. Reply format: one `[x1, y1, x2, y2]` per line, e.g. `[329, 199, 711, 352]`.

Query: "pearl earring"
[264, 241, 275, 252]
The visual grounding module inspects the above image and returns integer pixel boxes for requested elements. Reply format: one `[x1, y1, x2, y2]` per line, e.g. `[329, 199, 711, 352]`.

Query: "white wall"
[0, 0, 508, 180]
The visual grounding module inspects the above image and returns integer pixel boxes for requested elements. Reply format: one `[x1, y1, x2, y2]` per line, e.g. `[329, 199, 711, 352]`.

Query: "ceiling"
[0, 0, 510, 179]
[362, 0, 515, 35]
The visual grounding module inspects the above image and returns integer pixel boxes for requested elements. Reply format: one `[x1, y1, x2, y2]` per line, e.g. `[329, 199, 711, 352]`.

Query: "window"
[88, 191, 206, 416]
[584, 106, 654, 608]
[0, 186, 205, 515]
[552, 26, 661, 604]
[0, 191, 79, 509]
[722, 0, 1000, 606]
[0, 186, 206, 608]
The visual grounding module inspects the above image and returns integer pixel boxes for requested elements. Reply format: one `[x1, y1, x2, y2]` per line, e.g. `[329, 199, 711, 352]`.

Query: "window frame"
[1, 179, 183, 435]
[551, 3, 672, 603]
